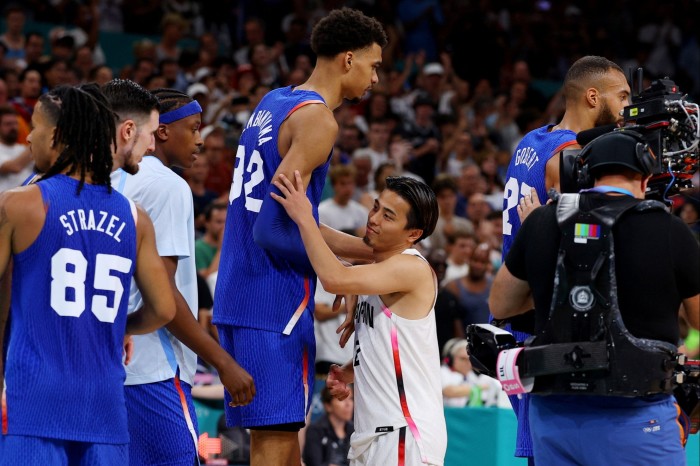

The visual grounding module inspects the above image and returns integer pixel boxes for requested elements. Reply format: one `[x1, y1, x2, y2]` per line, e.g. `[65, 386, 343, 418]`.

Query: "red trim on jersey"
[398, 426, 406, 465]
[285, 100, 325, 120]
[282, 277, 311, 335]
[302, 346, 309, 413]
[2, 391, 7, 434]
[552, 140, 578, 156]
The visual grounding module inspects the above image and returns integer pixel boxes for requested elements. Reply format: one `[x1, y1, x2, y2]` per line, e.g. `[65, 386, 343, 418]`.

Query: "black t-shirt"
[506, 193, 700, 345]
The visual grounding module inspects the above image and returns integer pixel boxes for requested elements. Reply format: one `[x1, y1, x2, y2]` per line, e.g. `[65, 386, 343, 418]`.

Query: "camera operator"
[500, 54, 631, 463]
[490, 131, 700, 465]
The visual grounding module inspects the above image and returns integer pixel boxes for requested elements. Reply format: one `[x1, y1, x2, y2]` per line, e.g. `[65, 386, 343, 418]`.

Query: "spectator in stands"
[303, 386, 354, 466]
[234, 17, 267, 66]
[465, 192, 493, 228]
[430, 173, 475, 252]
[20, 31, 45, 69]
[445, 243, 493, 326]
[184, 150, 219, 233]
[89, 64, 114, 86]
[440, 338, 501, 407]
[359, 161, 397, 211]
[443, 228, 477, 284]
[402, 93, 441, 186]
[455, 163, 484, 218]
[0, 4, 26, 70]
[319, 164, 369, 237]
[10, 66, 41, 144]
[201, 125, 232, 196]
[0, 105, 31, 192]
[195, 201, 227, 280]
[155, 13, 187, 63]
[353, 117, 391, 172]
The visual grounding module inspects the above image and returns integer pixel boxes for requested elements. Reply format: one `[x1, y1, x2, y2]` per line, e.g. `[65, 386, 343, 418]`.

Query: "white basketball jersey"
[350, 249, 447, 465]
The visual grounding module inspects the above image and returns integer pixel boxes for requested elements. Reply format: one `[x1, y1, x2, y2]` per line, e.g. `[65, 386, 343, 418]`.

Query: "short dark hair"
[563, 56, 624, 102]
[385, 176, 438, 243]
[102, 78, 160, 124]
[329, 164, 356, 185]
[39, 84, 116, 193]
[311, 8, 387, 58]
[0, 105, 17, 119]
[150, 87, 195, 114]
[204, 201, 228, 221]
[432, 174, 458, 196]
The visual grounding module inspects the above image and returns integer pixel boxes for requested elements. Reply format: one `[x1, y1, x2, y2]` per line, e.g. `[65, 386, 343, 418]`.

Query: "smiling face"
[363, 188, 420, 250]
[343, 43, 382, 104]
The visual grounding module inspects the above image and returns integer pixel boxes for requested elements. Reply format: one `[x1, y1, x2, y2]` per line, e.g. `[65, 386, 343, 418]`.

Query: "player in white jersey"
[273, 172, 446, 466]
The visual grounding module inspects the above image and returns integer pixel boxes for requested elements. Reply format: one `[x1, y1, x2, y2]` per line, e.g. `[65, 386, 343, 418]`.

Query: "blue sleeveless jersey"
[214, 86, 329, 333]
[4, 175, 137, 443]
[502, 125, 576, 258]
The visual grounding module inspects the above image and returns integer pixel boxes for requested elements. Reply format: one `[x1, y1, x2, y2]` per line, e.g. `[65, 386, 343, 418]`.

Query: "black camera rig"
[560, 71, 699, 202]
[466, 323, 700, 434]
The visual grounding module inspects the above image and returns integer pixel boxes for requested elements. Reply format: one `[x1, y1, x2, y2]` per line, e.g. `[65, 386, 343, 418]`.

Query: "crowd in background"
[1, 1, 699, 464]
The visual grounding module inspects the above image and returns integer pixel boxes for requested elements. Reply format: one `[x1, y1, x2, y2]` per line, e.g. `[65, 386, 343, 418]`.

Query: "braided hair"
[150, 88, 194, 114]
[39, 84, 116, 194]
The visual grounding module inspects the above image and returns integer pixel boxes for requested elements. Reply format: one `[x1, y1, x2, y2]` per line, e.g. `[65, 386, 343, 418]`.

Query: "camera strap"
[522, 193, 677, 396]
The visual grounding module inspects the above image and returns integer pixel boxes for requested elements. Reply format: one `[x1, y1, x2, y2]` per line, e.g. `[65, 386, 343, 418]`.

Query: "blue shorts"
[508, 393, 533, 457]
[125, 377, 199, 466]
[216, 309, 315, 429]
[529, 394, 686, 466]
[0, 435, 127, 466]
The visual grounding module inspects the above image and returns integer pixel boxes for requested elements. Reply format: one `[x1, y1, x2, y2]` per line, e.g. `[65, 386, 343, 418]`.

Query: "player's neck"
[554, 109, 593, 134]
[373, 243, 412, 263]
[149, 150, 169, 167]
[296, 69, 343, 110]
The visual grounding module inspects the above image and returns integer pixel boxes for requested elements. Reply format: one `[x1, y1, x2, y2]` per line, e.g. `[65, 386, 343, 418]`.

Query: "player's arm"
[0, 192, 13, 393]
[489, 263, 533, 319]
[545, 142, 580, 194]
[161, 255, 255, 406]
[320, 223, 373, 262]
[253, 104, 338, 266]
[272, 171, 429, 297]
[681, 295, 699, 330]
[127, 207, 176, 335]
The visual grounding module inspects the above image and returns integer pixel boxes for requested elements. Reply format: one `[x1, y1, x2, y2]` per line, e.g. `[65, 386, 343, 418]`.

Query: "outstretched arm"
[271, 171, 426, 297]
[161, 255, 255, 406]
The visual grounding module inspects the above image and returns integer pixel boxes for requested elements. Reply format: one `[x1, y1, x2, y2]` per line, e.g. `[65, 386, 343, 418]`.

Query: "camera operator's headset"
[443, 338, 466, 368]
[577, 130, 656, 187]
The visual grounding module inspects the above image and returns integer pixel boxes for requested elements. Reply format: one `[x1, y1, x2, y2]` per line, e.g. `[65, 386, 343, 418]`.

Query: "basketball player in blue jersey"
[499, 56, 630, 463]
[0, 84, 175, 465]
[111, 88, 255, 466]
[214, 8, 387, 465]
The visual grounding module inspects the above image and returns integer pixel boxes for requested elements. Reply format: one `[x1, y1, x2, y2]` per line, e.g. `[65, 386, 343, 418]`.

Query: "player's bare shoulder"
[284, 103, 337, 144]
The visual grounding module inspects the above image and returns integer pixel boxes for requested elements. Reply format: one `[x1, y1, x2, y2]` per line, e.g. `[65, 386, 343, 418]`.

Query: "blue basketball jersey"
[499, 125, 576, 458]
[214, 86, 329, 334]
[502, 125, 576, 258]
[4, 175, 137, 444]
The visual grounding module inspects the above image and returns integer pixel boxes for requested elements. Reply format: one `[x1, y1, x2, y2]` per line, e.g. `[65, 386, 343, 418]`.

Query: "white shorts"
[349, 427, 442, 466]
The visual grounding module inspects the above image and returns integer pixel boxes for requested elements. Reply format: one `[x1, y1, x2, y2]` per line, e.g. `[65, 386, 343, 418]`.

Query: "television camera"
[560, 71, 699, 202]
